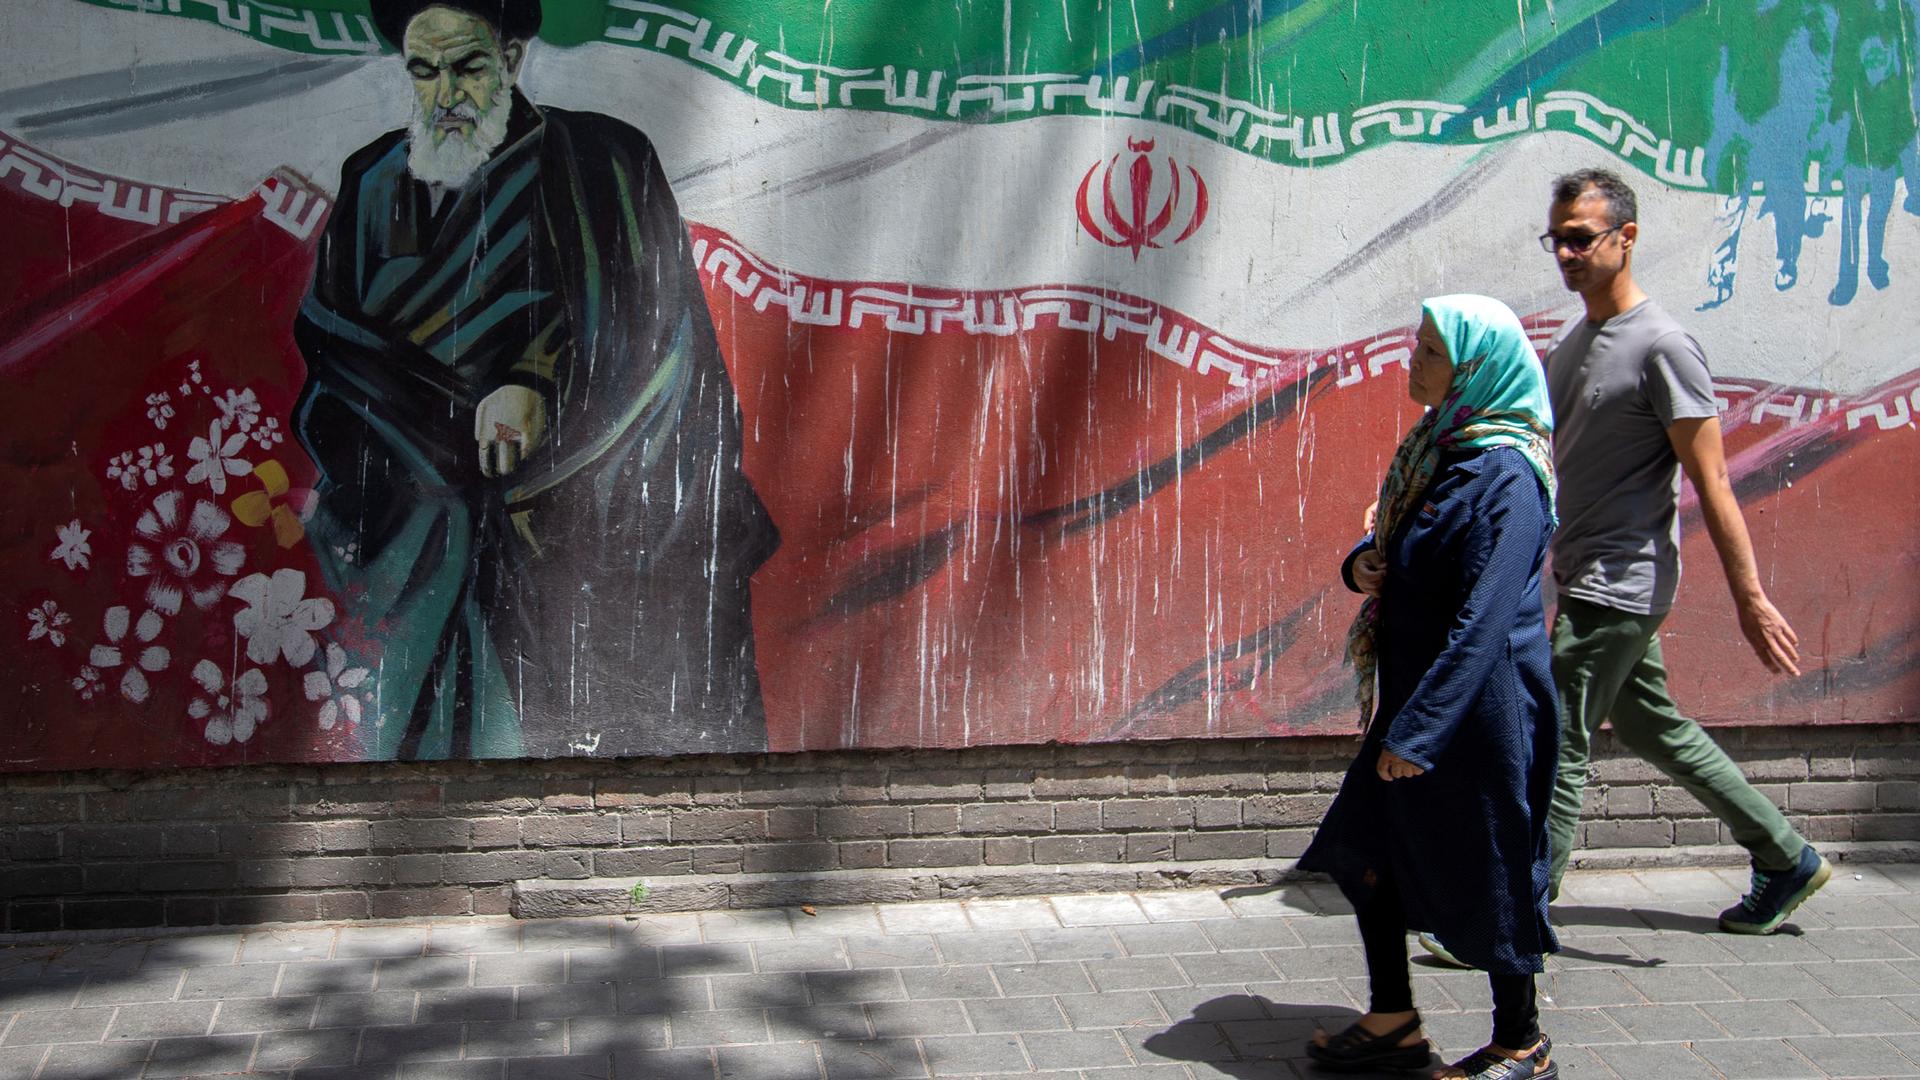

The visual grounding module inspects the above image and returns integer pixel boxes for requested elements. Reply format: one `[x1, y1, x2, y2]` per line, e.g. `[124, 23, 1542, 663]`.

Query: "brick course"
[0, 724, 1911, 931]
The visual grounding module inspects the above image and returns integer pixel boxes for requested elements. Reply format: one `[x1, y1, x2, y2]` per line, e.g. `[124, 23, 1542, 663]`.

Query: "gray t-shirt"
[1545, 300, 1720, 615]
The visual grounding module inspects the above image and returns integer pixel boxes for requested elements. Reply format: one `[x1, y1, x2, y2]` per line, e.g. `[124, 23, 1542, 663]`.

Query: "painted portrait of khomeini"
[292, 0, 778, 761]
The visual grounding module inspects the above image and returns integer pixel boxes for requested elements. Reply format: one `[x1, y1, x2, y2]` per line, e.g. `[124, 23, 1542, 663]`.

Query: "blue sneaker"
[1718, 845, 1832, 935]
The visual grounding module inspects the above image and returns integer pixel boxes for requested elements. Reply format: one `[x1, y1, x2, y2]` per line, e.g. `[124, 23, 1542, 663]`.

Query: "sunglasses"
[1537, 224, 1624, 255]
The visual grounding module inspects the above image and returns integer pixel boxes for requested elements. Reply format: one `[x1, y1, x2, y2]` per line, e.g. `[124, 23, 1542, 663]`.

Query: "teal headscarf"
[1345, 294, 1557, 727]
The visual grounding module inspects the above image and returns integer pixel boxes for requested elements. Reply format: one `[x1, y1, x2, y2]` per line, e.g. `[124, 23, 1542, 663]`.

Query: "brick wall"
[2, 724, 1914, 932]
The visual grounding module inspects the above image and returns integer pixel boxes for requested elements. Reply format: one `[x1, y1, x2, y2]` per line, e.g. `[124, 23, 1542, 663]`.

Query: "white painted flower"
[214, 387, 261, 432]
[144, 391, 175, 430]
[50, 519, 92, 572]
[87, 605, 169, 703]
[250, 416, 285, 450]
[184, 419, 252, 495]
[302, 643, 370, 730]
[72, 666, 103, 700]
[126, 492, 246, 615]
[229, 568, 334, 666]
[188, 660, 268, 745]
[134, 443, 174, 487]
[26, 600, 70, 647]
[179, 358, 205, 397]
[105, 450, 138, 492]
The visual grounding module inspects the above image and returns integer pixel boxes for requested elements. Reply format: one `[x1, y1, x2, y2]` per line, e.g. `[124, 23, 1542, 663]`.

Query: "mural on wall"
[0, 0, 1914, 770]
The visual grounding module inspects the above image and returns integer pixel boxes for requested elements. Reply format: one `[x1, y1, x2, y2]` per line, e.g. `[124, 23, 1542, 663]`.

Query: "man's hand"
[1362, 500, 1379, 533]
[1737, 592, 1801, 676]
[1352, 549, 1387, 598]
[475, 385, 547, 478]
[1376, 749, 1425, 782]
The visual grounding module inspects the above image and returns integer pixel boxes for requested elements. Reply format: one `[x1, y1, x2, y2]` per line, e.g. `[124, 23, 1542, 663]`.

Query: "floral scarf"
[1346, 294, 1557, 727]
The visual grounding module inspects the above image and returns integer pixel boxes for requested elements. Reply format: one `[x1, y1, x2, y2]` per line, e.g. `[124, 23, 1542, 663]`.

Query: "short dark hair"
[1551, 168, 1637, 227]
[370, 0, 542, 51]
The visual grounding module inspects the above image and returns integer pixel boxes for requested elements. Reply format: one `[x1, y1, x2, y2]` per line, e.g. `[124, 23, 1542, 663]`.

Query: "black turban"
[368, 0, 542, 49]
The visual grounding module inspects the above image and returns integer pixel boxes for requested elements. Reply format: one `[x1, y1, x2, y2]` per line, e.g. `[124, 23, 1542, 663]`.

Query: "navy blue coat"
[1298, 446, 1559, 973]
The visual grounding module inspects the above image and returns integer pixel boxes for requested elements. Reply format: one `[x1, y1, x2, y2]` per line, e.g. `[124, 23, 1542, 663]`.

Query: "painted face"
[1407, 314, 1451, 409]
[1545, 191, 1633, 295]
[403, 6, 520, 150]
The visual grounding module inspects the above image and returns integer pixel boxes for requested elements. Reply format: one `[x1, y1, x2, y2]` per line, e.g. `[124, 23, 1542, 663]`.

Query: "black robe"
[294, 95, 777, 760]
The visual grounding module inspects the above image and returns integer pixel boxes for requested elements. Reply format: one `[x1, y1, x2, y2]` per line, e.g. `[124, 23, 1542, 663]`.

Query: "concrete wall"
[4, 727, 1914, 933]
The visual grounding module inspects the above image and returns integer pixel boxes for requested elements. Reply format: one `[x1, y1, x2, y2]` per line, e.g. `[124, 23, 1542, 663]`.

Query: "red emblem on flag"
[1075, 138, 1210, 258]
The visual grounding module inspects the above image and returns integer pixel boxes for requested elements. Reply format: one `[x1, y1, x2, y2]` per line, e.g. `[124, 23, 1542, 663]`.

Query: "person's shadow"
[1141, 994, 1441, 1078]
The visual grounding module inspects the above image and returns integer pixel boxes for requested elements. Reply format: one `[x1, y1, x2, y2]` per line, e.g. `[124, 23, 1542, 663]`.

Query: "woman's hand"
[1362, 500, 1379, 532]
[1352, 549, 1386, 598]
[1376, 749, 1426, 782]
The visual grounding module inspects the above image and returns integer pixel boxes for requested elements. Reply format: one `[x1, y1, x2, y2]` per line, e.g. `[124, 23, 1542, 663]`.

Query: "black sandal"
[1439, 1034, 1557, 1079]
[1305, 1012, 1430, 1073]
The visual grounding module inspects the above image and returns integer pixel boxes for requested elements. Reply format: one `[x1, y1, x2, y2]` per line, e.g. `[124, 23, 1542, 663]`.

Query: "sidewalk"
[0, 865, 1916, 1079]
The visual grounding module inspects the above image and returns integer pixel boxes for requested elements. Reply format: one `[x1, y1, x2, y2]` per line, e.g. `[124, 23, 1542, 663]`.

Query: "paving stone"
[0, 976, 87, 1012]
[1711, 963, 1837, 1001]
[765, 1005, 870, 1040]
[42, 943, 151, 977]
[313, 991, 419, 1029]
[789, 908, 883, 940]
[144, 1033, 260, 1077]
[279, 959, 379, 997]
[181, 962, 284, 999]
[516, 982, 616, 1020]
[606, 1047, 715, 1079]
[36, 1040, 147, 1080]
[815, 1037, 927, 1079]
[1787, 1035, 1920, 1077]
[866, 1000, 971, 1037]
[1149, 988, 1265, 1023]
[356, 1023, 464, 1063]
[462, 1019, 567, 1058]
[1111, 924, 1215, 958]
[712, 1041, 821, 1080]
[1193, 919, 1303, 953]
[254, 1028, 362, 1071]
[521, 921, 612, 952]
[566, 946, 662, 984]
[244, 931, 340, 964]
[919, 1033, 1027, 1076]
[300, 1065, 406, 1080]
[1534, 969, 1642, 1008]
[963, 997, 1069, 1033]
[616, 978, 706, 1017]
[474, 953, 566, 987]
[659, 945, 756, 979]
[1699, 999, 1826, 1038]
[1599, 1003, 1721, 1043]
[934, 933, 1032, 966]
[1794, 994, 1920, 1035]
[76, 969, 184, 1006]
[899, 964, 1000, 1001]
[1711, 931, 1833, 965]
[336, 930, 430, 960]
[753, 939, 851, 973]
[805, 970, 907, 1004]
[1261, 944, 1365, 982]
[992, 962, 1094, 998]
[1806, 928, 1914, 961]
[106, 1000, 218, 1040]
[568, 1014, 670, 1055]
[1051, 895, 1149, 927]
[1056, 990, 1166, 1031]
[1802, 959, 1920, 997]
[1220, 887, 1320, 919]
[1586, 1042, 1719, 1080]
[875, 903, 972, 936]
[1135, 892, 1233, 923]
[144, 935, 246, 968]
[1691, 1036, 1824, 1078]
[1021, 1030, 1132, 1070]
[416, 988, 516, 1023]
[669, 1009, 771, 1047]
[1617, 965, 1736, 1003]
[965, 899, 1062, 931]
[505, 1053, 615, 1080]
[698, 911, 792, 944]
[708, 973, 809, 1010]
[618, 915, 705, 948]
[1021, 929, 1124, 962]
[378, 957, 474, 991]
[1, 1006, 114, 1045]
[213, 995, 320, 1033]
[1170, 953, 1277, 987]
[426, 924, 524, 956]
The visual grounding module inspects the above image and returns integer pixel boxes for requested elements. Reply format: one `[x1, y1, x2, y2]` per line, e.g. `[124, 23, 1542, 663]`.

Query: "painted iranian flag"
[0, 0, 1914, 768]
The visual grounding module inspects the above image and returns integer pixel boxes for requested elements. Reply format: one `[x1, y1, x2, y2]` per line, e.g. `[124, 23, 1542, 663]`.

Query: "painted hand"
[475, 385, 547, 478]
[1375, 749, 1425, 782]
[1737, 592, 1801, 676]
[1352, 549, 1386, 598]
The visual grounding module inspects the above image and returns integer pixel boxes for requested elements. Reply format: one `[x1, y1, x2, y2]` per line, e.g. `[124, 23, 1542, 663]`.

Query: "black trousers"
[1355, 872, 1541, 1050]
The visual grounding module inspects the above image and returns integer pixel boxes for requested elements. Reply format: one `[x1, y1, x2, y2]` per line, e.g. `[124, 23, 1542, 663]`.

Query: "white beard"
[406, 91, 513, 189]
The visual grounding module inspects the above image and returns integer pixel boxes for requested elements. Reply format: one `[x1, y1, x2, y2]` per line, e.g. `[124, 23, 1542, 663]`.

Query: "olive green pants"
[1547, 595, 1805, 897]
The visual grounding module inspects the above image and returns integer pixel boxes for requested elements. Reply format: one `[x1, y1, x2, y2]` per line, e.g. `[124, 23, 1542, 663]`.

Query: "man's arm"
[1667, 416, 1801, 675]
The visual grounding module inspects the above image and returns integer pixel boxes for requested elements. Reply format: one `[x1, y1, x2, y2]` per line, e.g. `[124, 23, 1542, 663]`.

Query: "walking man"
[1537, 168, 1827, 934]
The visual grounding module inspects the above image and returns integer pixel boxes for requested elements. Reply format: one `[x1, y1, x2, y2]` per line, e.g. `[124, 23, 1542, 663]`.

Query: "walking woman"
[1300, 295, 1561, 1079]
